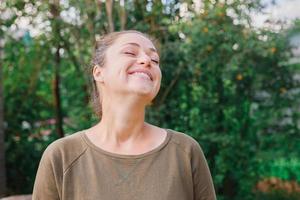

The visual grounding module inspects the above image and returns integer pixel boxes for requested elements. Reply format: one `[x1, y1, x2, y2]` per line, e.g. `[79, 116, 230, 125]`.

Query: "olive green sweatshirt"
[32, 129, 216, 200]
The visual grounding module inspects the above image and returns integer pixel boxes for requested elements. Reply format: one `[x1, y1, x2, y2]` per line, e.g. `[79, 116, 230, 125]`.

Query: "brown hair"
[89, 30, 158, 118]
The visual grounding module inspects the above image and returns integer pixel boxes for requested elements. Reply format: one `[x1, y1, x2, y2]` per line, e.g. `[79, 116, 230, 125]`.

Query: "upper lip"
[128, 69, 153, 81]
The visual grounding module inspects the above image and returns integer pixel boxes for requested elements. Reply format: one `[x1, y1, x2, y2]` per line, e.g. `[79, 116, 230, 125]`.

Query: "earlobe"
[93, 65, 104, 83]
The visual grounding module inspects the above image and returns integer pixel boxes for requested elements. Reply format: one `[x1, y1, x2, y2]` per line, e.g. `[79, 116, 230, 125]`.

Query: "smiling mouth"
[128, 71, 153, 81]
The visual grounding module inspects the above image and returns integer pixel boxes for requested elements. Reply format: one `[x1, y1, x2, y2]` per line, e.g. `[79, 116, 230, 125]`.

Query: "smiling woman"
[32, 30, 216, 200]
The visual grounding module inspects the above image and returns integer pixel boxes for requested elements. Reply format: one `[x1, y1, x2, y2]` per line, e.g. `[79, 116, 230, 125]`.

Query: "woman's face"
[95, 33, 162, 103]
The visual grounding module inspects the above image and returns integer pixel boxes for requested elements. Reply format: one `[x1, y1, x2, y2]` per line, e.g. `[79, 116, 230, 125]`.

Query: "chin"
[125, 78, 160, 99]
[132, 87, 154, 96]
[128, 85, 156, 98]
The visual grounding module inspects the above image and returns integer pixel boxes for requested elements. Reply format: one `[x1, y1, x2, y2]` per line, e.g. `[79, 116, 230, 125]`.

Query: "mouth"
[128, 70, 153, 81]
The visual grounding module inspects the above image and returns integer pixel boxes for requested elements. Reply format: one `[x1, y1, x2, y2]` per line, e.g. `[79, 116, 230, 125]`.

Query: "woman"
[32, 30, 216, 200]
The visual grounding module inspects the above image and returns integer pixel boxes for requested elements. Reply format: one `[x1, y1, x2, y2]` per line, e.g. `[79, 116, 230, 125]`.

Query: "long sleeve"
[191, 141, 217, 200]
[32, 143, 62, 200]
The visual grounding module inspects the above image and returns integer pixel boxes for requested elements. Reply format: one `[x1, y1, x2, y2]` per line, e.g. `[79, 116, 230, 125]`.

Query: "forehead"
[113, 33, 156, 50]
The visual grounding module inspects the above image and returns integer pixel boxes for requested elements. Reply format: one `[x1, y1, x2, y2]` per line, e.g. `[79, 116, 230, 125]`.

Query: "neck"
[97, 95, 147, 144]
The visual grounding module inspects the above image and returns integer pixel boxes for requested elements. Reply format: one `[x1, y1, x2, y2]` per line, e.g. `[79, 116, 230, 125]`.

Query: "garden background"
[0, 0, 300, 199]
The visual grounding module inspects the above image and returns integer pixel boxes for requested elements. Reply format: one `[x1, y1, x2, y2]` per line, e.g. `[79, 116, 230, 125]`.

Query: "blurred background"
[0, 0, 300, 199]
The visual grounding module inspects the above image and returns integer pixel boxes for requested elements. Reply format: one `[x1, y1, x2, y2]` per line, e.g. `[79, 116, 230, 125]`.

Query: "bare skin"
[85, 33, 167, 155]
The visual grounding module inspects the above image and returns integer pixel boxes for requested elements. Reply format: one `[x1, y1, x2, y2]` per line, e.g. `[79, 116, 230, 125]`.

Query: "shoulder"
[41, 130, 88, 173]
[47, 130, 86, 150]
[167, 129, 210, 171]
[167, 129, 203, 155]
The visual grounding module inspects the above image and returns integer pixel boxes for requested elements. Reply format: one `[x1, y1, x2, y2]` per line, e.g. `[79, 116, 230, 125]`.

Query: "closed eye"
[152, 59, 159, 64]
[124, 52, 136, 56]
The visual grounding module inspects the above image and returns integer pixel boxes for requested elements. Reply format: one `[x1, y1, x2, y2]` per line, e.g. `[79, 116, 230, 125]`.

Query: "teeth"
[132, 72, 151, 80]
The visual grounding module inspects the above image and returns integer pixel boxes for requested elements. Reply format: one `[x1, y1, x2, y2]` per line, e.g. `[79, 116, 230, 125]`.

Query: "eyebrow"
[122, 42, 157, 53]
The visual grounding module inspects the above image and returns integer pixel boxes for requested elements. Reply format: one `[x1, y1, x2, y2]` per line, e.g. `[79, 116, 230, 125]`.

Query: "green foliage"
[5, 130, 56, 194]
[258, 157, 300, 182]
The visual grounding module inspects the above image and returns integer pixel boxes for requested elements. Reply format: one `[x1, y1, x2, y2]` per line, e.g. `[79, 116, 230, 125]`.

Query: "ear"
[93, 65, 104, 83]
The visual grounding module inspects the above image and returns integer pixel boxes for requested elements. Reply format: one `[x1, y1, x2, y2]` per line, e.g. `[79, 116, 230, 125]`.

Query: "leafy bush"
[258, 157, 300, 182]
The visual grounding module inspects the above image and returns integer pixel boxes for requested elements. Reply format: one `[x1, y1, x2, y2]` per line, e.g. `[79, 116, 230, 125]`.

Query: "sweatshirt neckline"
[81, 129, 172, 159]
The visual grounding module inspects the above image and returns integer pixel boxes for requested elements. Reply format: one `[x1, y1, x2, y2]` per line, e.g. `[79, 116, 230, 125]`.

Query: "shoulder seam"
[169, 139, 190, 154]
[63, 146, 88, 175]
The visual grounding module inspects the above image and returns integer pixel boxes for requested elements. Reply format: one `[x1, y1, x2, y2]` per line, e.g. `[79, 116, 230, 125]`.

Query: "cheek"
[114, 58, 136, 73]
[156, 67, 162, 81]
[154, 68, 162, 92]
[104, 59, 129, 76]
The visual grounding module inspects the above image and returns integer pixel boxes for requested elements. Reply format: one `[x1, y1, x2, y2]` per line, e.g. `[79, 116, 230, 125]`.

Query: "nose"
[137, 52, 151, 67]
